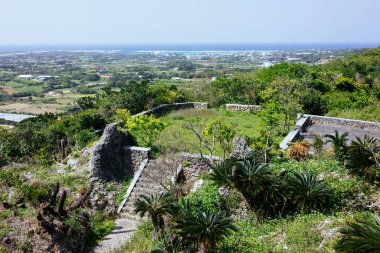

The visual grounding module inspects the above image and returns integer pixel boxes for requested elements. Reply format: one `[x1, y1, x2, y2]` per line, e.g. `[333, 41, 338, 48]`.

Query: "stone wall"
[123, 146, 151, 176]
[225, 104, 261, 112]
[179, 153, 221, 179]
[305, 114, 380, 131]
[135, 102, 209, 117]
[90, 123, 132, 181]
[90, 102, 208, 181]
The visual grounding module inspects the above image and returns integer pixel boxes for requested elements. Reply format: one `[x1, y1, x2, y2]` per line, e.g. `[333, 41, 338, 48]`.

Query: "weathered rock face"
[123, 146, 151, 175]
[231, 137, 252, 159]
[90, 123, 131, 181]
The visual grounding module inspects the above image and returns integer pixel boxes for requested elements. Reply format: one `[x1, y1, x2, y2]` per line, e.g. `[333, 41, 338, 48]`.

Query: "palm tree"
[335, 213, 380, 252]
[286, 171, 333, 213]
[134, 192, 177, 233]
[325, 130, 349, 162]
[176, 209, 238, 253]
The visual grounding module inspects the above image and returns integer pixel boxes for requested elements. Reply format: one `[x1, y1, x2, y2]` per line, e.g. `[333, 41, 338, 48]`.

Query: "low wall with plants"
[225, 104, 261, 112]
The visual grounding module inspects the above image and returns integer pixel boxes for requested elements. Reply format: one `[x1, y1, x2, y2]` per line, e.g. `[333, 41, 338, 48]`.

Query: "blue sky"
[1, 0, 379, 45]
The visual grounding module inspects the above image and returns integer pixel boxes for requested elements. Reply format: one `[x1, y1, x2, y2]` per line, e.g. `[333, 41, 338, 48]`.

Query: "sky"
[0, 0, 379, 45]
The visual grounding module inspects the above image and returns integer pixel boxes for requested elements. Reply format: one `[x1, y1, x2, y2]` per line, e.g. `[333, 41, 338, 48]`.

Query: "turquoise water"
[0, 43, 379, 54]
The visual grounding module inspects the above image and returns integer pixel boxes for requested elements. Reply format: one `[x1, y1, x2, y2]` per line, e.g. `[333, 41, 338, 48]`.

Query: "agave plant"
[335, 213, 380, 252]
[287, 140, 311, 160]
[134, 192, 177, 233]
[325, 130, 349, 163]
[175, 209, 238, 253]
[286, 171, 333, 213]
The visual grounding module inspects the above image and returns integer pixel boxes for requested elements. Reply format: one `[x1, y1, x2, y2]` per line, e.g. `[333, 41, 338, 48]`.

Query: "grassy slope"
[154, 108, 262, 155]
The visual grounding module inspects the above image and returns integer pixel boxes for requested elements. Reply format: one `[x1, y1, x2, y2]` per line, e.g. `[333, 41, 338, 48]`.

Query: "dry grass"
[0, 102, 66, 114]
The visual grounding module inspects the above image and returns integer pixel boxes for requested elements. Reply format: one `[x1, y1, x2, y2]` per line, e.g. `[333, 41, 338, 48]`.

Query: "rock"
[88, 184, 117, 215]
[22, 172, 35, 181]
[7, 187, 24, 206]
[231, 137, 251, 159]
[191, 179, 204, 192]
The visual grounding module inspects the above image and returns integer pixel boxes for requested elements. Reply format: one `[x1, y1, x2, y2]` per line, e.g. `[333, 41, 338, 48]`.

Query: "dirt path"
[89, 218, 139, 253]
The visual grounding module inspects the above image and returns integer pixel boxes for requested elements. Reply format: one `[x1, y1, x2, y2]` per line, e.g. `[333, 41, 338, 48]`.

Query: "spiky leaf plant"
[325, 130, 349, 163]
[175, 209, 238, 253]
[335, 213, 380, 253]
[286, 171, 334, 213]
[347, 135, 379, 173]
[134, 192, 177, 233]
[288, 140, 311, 160]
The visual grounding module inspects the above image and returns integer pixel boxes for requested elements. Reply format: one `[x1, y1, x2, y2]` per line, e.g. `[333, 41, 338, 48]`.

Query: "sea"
[0, 43, 379, 55]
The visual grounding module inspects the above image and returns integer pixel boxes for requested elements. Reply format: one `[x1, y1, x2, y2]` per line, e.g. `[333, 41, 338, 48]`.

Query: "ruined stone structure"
[90, 102, 209, 181]
[225, 104, 261, 112]
[280, 114, 380, 150]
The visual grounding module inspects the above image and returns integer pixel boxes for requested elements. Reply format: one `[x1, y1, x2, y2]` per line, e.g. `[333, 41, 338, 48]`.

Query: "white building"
[17, 74, 33, 80]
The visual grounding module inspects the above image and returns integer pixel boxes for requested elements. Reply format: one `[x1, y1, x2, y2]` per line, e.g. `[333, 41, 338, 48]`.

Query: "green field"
[154, 108, 262, 155]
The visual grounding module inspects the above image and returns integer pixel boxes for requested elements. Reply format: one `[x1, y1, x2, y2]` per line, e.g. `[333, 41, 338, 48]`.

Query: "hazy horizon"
[1, 0, 379, 45]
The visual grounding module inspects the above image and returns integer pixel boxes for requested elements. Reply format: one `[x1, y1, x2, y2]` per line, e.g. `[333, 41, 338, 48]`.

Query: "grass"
[154, 108, 262, 155]
[116, 212, 345, 253]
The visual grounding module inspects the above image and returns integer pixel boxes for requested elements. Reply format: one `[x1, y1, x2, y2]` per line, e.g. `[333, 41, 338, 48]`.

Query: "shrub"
[184, 181, 221, 213]
[127, 114, 167, 147]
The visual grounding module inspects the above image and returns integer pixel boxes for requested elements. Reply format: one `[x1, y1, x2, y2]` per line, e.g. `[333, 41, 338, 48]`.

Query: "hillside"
[0, 47, 380, 252]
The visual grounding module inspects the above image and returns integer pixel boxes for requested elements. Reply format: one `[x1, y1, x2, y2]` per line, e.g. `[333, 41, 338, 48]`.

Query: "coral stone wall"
[225, 104, 261, 112]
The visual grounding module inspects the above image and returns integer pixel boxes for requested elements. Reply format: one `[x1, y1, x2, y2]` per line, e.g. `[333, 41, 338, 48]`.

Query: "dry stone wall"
[90, 102, 208, 181]
[306, 114, 380, 131]
[225, 104, 261, 112]
[136, 102, 208, 117]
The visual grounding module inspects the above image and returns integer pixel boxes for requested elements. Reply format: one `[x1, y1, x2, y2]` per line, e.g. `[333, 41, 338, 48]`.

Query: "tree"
[261, 78, 303, 133]
[210, 158, 286, 218]
[255, 100, 282, 163]
[134, 192, 177, 233]
[184, 118, 235, 168]
[175, 209, 237, 253]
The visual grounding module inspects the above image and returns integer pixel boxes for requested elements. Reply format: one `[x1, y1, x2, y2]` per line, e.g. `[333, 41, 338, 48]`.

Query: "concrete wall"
[279, 115, 310, 150]
[225, 104, 261, 112]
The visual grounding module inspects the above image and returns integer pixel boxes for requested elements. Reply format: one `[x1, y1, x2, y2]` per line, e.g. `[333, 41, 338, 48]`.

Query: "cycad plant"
[347, 135, 379, 174]
[175, 209, 238, 253]
[325, 130, 349, 163]
[210, 158, 286, 218]
[286, 171, 333, 213]
[335, 213, 380, 252]
[134, 192, 177, 233]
